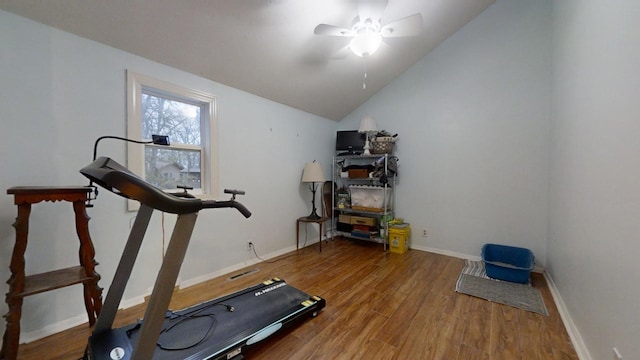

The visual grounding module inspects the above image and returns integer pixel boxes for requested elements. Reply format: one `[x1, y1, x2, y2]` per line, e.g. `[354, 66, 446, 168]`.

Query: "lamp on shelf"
[358, 115, 378, 155]
[301, 161, 325, 220]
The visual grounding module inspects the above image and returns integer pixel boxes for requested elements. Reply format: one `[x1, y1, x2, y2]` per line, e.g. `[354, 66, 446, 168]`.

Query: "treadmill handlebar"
[80, 157, 252, 217]
[202, 200, 251, 218]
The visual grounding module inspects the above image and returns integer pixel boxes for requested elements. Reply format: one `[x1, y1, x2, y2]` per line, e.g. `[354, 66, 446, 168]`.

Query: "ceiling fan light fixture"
[349, 28, 382, 57]
[314, 4, 424, 60]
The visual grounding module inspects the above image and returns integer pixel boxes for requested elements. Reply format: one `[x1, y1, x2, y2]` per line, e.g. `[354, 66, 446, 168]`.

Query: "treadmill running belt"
[100, 279, 324, 360]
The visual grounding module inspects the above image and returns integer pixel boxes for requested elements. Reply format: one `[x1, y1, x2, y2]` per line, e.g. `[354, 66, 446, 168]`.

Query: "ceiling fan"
[314, 0, 423, 58]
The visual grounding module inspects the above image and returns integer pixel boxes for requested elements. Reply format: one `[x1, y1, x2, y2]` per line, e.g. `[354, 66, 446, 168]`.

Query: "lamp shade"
[358, 115, 378, 133]
[302, 162, 325, 183]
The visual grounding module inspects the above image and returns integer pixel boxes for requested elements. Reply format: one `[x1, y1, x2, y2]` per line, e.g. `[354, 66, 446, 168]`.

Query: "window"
[127, 71, 218, 203]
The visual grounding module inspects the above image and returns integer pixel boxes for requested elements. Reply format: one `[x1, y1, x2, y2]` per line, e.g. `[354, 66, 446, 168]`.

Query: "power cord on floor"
[123, 301, 235, 351]
[250, 242, 303, 263]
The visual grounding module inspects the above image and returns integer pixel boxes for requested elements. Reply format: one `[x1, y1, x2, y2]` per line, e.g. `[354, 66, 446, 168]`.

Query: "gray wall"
[549, 0, 640, 359]
[341, 0, 552, 267]
[343, 0, 640, 358]
[0, 9, 335, 340]
[3, 0, 640, 358]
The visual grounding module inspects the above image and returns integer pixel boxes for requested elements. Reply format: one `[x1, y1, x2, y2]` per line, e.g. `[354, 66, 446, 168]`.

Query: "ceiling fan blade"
[380, 13, 423, 37]
[331, 45, 352, 60]
[357, 0, 388, 24]
[314, 24, 354, 37]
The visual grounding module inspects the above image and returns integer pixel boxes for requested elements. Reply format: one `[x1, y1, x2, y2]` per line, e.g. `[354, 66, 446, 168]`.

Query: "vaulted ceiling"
[0, 0, 495, 120]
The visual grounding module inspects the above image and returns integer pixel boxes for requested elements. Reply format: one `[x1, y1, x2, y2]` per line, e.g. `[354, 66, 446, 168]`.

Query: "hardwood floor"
[15, 238, 578, 359]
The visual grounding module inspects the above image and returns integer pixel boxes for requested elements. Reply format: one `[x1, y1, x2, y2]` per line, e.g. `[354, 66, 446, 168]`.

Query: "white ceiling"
[0, 0, 495, 121]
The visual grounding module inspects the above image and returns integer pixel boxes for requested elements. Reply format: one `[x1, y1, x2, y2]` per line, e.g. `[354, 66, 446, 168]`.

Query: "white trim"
[26, 239, 581, 351]
[21, 297, 148, 343]
[413, 244, 588, 359]
[412, 244, 482, 262]
[178, 243, 307, 289]
[21, 313, 88, 344]
[178, 235, 327, 289]
[543, 272, 592, 360]
[411, 244, 546, 273]
[18, 242, 302, 343]
[126, 70, 219, 210]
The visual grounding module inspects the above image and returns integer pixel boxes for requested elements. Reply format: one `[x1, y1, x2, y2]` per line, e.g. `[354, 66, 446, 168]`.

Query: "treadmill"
[80, 157, 325, 360]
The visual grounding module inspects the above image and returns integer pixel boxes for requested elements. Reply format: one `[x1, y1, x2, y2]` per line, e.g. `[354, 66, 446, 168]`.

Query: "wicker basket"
[371, 137, 395, 154]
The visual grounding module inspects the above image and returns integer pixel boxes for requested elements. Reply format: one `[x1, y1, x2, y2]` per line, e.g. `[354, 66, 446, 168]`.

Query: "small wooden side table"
[1, 186, 103, 360]
[296, 216, 329, 253]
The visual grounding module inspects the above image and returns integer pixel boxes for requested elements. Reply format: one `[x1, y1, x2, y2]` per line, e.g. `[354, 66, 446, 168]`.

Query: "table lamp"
[301, 161, 325, 220]
[358, 115, 378, 155]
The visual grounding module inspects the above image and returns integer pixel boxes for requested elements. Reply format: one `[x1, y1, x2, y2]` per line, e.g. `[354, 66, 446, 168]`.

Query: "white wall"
[0, 10, 335, 340]
[549, 1, 640, 359]
[339, 0, 640, 358]
[5, 1, 639, 357]
[341, 0, 552, 265]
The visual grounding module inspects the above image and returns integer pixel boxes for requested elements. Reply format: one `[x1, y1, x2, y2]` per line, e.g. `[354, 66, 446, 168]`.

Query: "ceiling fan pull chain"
[362, 58, 368, 90]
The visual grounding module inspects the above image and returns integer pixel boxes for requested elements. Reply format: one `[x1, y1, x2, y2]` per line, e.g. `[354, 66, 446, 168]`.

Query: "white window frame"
[127, 71, 219, 210]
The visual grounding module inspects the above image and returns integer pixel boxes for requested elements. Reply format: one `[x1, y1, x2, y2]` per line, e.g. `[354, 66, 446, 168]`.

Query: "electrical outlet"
[247, 241, 254, 251]
[422, 228, 428, 237]
[613, 347, 623, 360]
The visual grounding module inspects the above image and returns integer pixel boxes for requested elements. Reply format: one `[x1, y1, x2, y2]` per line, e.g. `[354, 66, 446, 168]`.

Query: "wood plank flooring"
[15, 238, 579, 359]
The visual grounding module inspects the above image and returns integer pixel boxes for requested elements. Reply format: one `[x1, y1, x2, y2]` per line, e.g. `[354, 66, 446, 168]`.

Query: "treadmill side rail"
[86, 328, 133, 360]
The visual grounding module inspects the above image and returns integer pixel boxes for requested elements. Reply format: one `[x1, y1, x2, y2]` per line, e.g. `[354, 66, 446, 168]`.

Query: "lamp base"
[306, 183, 322, 220]
[305, 211, 322, 220]
[363, 137, 372, 155]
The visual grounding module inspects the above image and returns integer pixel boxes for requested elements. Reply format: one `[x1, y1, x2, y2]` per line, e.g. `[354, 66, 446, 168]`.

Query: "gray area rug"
[455, 260, 549, 316]
[458, 259, 491, 279]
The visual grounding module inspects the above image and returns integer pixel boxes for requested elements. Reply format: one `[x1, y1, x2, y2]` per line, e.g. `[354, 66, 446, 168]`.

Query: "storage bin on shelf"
[349, 185, 392, 212]
[371, 136, 395, 154]
[481, 243, 534, 284]
[349, 216, 377, 226]
[348, 169, 369, 178]
[388, 224, 410, 254]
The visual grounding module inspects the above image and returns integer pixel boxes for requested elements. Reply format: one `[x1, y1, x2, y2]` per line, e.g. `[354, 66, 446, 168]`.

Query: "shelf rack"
[331, 153, 396, 250]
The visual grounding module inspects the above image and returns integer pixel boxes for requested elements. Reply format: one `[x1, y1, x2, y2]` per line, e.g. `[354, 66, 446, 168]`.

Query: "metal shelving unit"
[331, 153, 396, 250]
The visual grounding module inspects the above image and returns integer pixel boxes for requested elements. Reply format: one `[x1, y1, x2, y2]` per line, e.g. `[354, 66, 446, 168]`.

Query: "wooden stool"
[1, 186, 103, 360]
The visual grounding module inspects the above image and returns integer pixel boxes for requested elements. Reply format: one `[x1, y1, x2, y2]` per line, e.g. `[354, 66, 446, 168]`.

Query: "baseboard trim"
[22, 237, 582, 358]
[411, 244, 545, 273]
[21, 313, 87, 344]
[19, 238, 320, 344]
[412, 244, 481, 262]
[543, 272, 592, 360]
[178, 243, 300, 289]
[179, 236, 324, 289]
[414, 244, 589, 359]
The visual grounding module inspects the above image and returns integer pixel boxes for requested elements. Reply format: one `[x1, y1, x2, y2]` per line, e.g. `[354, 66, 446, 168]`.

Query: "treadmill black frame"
[80, 157, 325, 360]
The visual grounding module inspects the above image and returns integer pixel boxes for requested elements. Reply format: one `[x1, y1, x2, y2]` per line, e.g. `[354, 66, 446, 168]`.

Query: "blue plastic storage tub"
[481, 243, 534, 284]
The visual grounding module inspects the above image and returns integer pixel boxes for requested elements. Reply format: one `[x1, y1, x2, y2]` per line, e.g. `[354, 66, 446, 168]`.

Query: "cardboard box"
[348, 169, 369, 178]
[350, 216, 377, 226]
[338, 214, 352, 224]
[353, 224, 372, 232]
